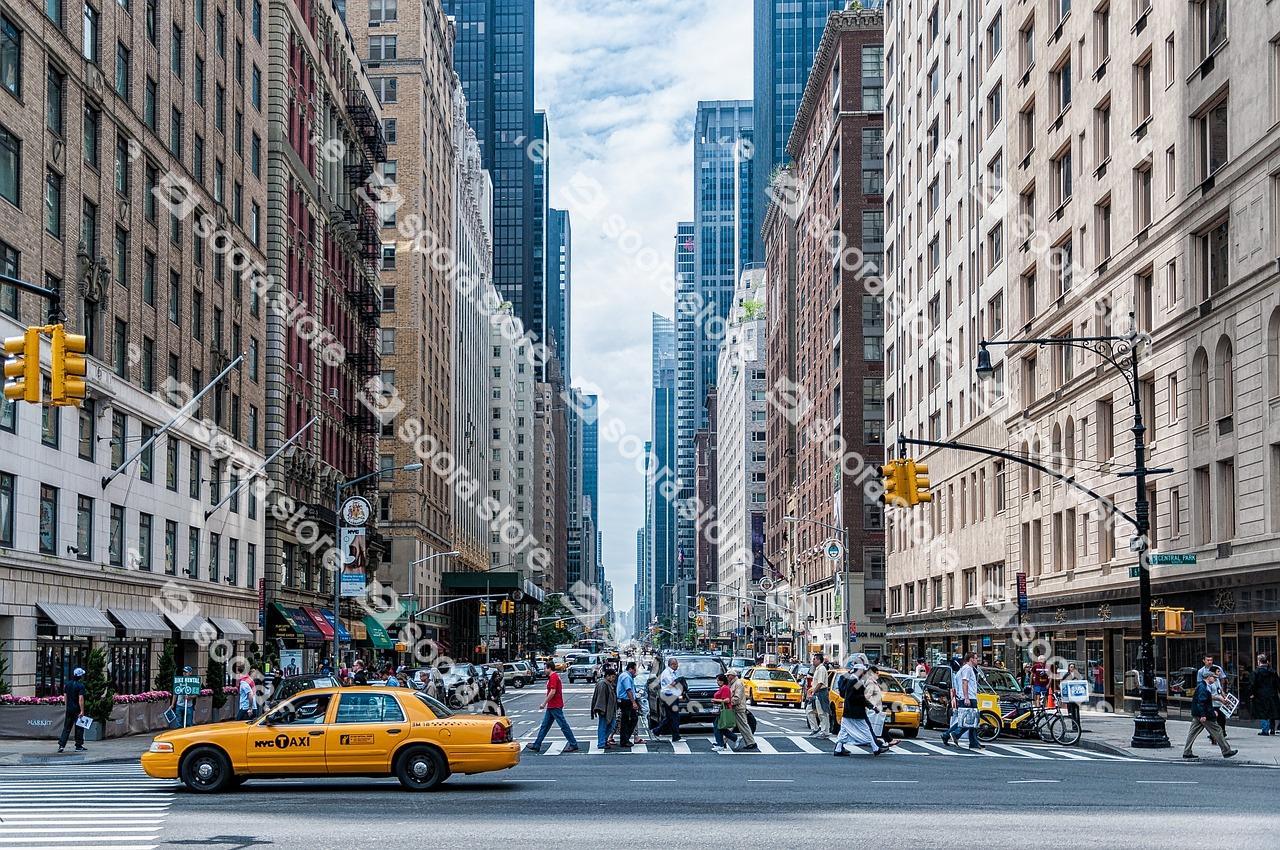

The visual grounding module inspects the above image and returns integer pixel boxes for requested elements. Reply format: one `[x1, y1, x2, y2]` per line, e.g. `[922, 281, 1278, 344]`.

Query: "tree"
[154, 640, 176, 693]
[207, 657, 227, 710]
[83, 647, 116, 727]
[536, 597, 579, 653]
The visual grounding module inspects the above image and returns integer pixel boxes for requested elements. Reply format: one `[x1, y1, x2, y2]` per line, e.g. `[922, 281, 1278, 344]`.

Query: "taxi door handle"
[309, 730, 325, 736]
[386, 729, 402, 734]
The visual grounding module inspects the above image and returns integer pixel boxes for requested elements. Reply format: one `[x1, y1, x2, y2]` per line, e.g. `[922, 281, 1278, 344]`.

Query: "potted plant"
[208, 658, 228, 720]
[82, 647, 116, 741]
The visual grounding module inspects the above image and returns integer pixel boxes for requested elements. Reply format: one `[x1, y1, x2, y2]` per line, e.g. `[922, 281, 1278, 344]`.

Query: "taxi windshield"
[872, 675, 905, 694]
[751, 669, 796, 682]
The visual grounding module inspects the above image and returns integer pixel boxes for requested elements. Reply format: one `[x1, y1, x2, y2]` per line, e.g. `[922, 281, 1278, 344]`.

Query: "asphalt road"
[7, 684, 1276, 850]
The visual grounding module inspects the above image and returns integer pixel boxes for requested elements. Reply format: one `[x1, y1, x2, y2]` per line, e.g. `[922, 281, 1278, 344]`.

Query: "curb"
[0, 753, 144, 766]
[1074, 735, 1136, 759]
[1076, 735, 1278, 767]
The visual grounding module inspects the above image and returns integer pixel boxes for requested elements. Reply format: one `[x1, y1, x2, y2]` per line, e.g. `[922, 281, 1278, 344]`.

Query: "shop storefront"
[266, 603, 325, 673]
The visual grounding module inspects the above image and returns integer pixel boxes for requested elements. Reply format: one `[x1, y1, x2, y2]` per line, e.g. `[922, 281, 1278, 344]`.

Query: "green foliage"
[207, 657, 227, 710]
[740, 298, 765, 320]
[536, 597, 578, 653]
[0, 640, 10, 695]
[83, 647, 116, 725]
[154, 640, 176, 693]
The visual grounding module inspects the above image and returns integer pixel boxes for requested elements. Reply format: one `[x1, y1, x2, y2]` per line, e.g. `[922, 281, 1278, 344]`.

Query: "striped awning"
[209, 616, 254, 641]
[164, 611, 213, 640]
[106, 608, 172, 639]
[37, 603, 115, 638]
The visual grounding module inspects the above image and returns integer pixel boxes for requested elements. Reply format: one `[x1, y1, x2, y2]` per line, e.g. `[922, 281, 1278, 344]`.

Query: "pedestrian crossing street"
[0, 763, 174, 849]
[517, 733, 1142, 762]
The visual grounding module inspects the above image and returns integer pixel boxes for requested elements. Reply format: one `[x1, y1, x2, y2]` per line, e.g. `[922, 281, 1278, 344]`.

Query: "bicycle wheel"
[1052, 714, 1081, 746]
[1036, 714, 1056, 743]
[977, 710, 1002, 742]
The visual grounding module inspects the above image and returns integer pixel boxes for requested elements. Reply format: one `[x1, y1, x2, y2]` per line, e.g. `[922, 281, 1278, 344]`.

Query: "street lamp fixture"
[975, 315, 1170, 749]
[331, 462, 425, 665]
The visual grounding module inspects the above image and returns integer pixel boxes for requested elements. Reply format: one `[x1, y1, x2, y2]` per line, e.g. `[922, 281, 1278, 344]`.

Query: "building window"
[170, 24, 183, 77]
[1052, 55, 1072, 113]
[1051, 146, 1072, 208]
[209, 532, 220, 582]
[368, 35, 397, 61]
[166, 437, 179, 491]
[1197, 98, 1228, 182]
[44, 171, 62, 237]
[39, 484, 58, 555]
[369, 0, 397, 22]
[0, 472, 11, 547]
[41, 400, 59, 448]
[47, 66, 66, 136]
[76, 496, 93, 561]
[250, 65, 261, 109]
[189, 447, 201, 499]
[165, 520, 177, 575]
[187, 527, 200, 578]
[1197, 0, 1227, 62]
[110, 411, 126, 468]
[138, 513, 153, 570]
[861, 46, 884, 109]
[45, 0, 63, 27]
[115, 41, 130, 99]
[1197, 218, 1230, 297]
[82, 5, 98, 63]
[1133, 52, 1152, 127]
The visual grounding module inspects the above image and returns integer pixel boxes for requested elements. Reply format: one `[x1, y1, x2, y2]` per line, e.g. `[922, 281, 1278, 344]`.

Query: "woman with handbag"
[711, 673, 739, 750]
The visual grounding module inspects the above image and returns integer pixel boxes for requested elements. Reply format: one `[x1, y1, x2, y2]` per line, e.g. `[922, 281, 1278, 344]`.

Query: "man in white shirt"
[808, 652, 831, 737]
[657, 658, 683, 741]
[941, 652, 984, 750]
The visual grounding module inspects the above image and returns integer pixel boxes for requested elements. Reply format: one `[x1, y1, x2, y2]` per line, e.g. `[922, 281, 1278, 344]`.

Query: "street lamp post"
[332, 462, 424, 668]
[977, 314, 1170, 748]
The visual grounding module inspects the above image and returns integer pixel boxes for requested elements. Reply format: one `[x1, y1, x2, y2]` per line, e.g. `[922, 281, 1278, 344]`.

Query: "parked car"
[919, 664, 1018, 731]
[533, 660, 552, 680]
[439, 662, 484, 708]
[502, 662, 533, 688]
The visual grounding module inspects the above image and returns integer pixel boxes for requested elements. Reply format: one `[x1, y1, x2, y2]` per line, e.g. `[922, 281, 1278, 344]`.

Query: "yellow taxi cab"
[141, 686, 518, 793]
[825, 669, 922, 738]
[742, 665, 803, 707]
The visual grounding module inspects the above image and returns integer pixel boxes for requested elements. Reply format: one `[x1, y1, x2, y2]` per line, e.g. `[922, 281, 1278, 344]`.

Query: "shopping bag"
[74, 715, 93, 730]
[952, 706, 979, 729]
[868, 711, 886, 737]
[715, 708, 738, 731]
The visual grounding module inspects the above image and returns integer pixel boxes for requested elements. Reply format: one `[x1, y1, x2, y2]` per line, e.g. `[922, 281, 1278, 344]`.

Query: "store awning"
[362, 615, 394, 650]
[319, 609, 351, 642]
[164, 611, 212, 640]
[269, 603, 324, 646]
[37, 603, 115, 638]
[209, 616, 254, 641]
[301, 608, 334, 640]
[106, 608, 172, 639]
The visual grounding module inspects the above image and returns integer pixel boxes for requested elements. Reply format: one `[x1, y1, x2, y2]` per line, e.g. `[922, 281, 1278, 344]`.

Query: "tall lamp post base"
[1131, 691, 1171, 748]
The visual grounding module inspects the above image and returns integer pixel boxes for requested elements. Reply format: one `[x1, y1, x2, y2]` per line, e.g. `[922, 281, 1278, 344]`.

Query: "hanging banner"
[339, 526, 369, 598]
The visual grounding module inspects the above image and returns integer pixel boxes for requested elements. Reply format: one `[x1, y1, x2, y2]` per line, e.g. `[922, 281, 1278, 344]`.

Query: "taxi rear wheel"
[180, 747, 234, 794]
[395, 746, 448, 791]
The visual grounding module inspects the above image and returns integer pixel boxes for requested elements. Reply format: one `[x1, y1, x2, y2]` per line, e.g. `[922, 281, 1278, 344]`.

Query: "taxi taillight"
[491, 721, 512, 744]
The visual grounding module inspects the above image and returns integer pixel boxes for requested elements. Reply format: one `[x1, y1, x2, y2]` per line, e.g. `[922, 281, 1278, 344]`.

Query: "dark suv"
[646, 654, 727, 727]
[920, 663, 1025, 728]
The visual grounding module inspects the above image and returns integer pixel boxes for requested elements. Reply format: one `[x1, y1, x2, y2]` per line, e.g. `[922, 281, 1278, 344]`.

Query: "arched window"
[1031, 437, 1043, 493]
[1051, 424, 1063, 471]
[1215, 335, 1234, 419]
[1192, 347, 1210, 426]
[1267, 307, 1280, 399]
[1064, 417, 1076, 470]
[1019, 441, 1031, 496]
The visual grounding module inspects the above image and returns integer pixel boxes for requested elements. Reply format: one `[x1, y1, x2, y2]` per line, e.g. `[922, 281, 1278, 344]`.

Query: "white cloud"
[535, 0, 751, 615]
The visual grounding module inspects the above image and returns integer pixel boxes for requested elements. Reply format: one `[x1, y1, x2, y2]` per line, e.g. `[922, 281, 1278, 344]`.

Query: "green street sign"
[1129, 566, 1141, 578]
[1148, 553, 1198, 565]
[173, 676, 202, 697]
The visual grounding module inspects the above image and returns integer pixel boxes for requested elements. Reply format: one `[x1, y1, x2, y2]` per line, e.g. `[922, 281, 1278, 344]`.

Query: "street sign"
[848, 620, 858, 642]
[758, 576, 775, 592]
[1148, 553, 1198, 565]
[1015, 572, 1028, 613]
[824, 539, 844, 561]
[1129, 566, 1142, 578]
[172, 676, 201, 697]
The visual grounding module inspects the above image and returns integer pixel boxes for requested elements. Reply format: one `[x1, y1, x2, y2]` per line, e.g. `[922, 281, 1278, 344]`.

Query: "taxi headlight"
[149, 741, 174, 753]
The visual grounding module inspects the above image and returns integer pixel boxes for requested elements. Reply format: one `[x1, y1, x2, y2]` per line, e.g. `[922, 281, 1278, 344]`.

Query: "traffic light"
[479, 602, 488, 615]
[697, 595, 706, 612]
[50, 324, 87, 406]
[555, 619, 566, 630]
[500, 599, 515, 614]
[906, 459, 932, 505]
[1151, 607, 1195, 635]
[881, 459, 910, 507]
[3, 327, 41, 404]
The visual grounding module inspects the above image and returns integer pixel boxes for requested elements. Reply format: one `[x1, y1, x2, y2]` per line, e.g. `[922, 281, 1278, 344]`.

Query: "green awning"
[363, 615, 394, 649]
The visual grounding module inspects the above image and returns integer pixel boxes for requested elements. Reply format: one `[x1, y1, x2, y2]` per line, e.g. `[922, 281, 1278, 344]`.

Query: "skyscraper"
[547, 209, 573, 378]
[752, 0, 847, 262]
[648, 314, 677, 627]
[675, 102, 753, 632]
[443, 0, 541, 340]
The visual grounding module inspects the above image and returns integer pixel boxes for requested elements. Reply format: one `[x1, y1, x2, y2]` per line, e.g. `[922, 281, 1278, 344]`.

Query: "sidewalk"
[0, 733, 155, 766]
[1077, 709, 1280, 766]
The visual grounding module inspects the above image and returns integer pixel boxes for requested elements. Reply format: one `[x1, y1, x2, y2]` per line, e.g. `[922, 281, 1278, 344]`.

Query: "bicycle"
[1001, 695, 1081, 745]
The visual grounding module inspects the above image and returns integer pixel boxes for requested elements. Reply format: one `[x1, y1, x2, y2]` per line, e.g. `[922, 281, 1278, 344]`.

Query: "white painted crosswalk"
[520, 733, 1140, 761]
[0, 763, 175, 850]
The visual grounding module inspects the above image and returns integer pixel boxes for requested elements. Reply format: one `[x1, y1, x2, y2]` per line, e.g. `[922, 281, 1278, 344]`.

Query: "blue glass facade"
[647, 313, 677, 626]
[547, 208, 572, 376]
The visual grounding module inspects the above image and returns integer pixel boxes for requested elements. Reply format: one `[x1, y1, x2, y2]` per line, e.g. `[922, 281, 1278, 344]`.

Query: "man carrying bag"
[941, 652, 984, 750]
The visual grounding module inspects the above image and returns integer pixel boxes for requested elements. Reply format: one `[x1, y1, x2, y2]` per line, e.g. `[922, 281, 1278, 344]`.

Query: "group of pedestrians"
[831, 661, 899, 757]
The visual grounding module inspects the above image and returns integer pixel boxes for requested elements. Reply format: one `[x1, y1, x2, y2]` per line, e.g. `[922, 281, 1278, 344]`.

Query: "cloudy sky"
[534, 0, 752, 617]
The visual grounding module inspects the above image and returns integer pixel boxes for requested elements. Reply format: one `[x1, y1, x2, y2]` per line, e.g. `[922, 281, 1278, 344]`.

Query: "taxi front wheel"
[180, 747, 234, 794]
[395, 746, 448, 791]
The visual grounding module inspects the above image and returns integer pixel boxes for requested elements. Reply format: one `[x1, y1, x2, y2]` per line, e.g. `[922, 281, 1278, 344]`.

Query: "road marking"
[746, 779, 794, 783]
[503, 779, 556, 782]
[1008, 779, 1061, 784]
[671, 739, 691, 755]
[1135, 780, 1198, 784]
[1048, 750, 1095, 760]
[908, 740, 951, 755]
[630, 743, 648, 754]
[871, 780, 920, 783]
[787, 735, 824, 754]
[755, 716, 788, 729]
[629, 779, 676, 782]
[987, 743, 1054, 760]
[753, 737, 779, 754]
[543, 741, 567, 756]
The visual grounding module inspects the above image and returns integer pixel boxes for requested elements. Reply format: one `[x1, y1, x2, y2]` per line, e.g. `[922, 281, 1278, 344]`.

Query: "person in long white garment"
[832, 663, 894, 756]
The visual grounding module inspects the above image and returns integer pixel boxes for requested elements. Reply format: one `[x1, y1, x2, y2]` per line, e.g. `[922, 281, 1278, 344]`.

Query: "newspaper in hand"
[1219, 692, 1240, 719]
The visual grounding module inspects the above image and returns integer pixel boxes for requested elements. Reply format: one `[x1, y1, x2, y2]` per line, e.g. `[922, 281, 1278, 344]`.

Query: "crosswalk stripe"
[671, 739, 691, 755]
[907, 740, 952, 755]
[543, 741, 567, 756]
[630, 743, 648, 754]
[786, 736, 824, 754]
[987, 743, 1053, 760]
[1048, 749, 1096, 760]
[0, 765, 172, 849]
[753, 738, 778, 754]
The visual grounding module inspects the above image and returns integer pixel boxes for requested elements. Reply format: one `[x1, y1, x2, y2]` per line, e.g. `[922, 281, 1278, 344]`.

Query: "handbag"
[953, 706, 979, 729]
[715, 707, 738, 731]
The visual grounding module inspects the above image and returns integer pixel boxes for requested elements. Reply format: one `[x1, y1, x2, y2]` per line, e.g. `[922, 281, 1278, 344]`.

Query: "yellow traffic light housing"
[51, 324, 87, 406]
[3, 327, 41, 404]
[479, 602, 488, 616]
[697, 595, 706, 612]
[881, 459, 910, 507]
[907, 459, 932, 505]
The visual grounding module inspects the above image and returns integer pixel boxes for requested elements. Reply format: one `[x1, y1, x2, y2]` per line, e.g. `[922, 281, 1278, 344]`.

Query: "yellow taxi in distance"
[141, 687, 518, 792]
[742, 666, 803, 707]
[825, 670, 922, 738]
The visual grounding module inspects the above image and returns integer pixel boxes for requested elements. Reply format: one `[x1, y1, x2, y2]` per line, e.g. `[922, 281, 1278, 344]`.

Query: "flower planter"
[0, 705, 67, 740]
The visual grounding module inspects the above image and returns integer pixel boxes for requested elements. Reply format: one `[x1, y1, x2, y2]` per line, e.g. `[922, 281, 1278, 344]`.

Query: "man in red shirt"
[526, 663, 581, 753]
